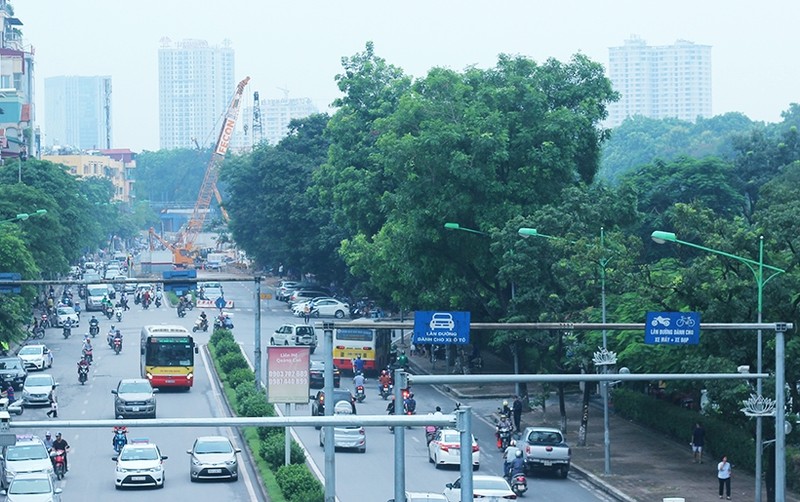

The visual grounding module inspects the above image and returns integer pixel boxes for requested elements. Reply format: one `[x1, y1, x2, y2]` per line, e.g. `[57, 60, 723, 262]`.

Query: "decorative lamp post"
[651, 231, 785, 502]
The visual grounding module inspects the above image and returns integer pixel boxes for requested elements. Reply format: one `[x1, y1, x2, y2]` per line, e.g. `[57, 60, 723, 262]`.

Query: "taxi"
[112, 440, 168, 489]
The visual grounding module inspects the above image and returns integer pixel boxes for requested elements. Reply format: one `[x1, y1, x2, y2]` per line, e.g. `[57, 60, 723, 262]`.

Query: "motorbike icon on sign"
[651, 315, 671, 327]
[429, 313, 455, 331]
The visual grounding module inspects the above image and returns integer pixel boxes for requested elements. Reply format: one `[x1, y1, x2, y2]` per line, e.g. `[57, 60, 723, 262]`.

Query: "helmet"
[435, 406, 442, 412]
[45, 431, 51, 437]
[503, 400, 509, 406]
[510, 439, 516, 446]
[515, 450, 523, 458]
[111, 325, 115, 330]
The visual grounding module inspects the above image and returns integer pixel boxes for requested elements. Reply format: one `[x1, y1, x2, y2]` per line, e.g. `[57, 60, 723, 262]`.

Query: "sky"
[14, 0, 800, 152]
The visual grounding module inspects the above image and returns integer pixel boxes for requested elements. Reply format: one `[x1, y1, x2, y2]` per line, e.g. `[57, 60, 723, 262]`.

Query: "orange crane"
[173, 76, 250, 260]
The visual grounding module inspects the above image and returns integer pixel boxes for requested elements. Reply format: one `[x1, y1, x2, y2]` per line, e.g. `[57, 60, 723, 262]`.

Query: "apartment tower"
[44, 76, 112, 150]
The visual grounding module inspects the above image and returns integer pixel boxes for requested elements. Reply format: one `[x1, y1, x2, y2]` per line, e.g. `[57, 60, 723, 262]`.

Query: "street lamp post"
[2, 209, 47, 225]
[651, 231, 785, 502]
[518, 227, 613, 474]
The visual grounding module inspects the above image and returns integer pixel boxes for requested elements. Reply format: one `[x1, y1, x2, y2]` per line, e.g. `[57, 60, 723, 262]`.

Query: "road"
[16, 289, 258, 501]
[215, 276, 614, 502]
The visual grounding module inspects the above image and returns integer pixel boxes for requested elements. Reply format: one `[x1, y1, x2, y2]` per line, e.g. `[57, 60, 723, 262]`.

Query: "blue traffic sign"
[0, 272, 21, 294]
[413, 311, 470, 345]
[214, 296, 227, 310]
[645, 311, 700, 345]
[162, 269, 197, 295]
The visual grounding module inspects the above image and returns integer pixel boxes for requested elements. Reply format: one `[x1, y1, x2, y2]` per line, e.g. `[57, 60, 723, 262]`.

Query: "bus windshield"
[144, 337, 194, 366]
[336, 328, 373, 342]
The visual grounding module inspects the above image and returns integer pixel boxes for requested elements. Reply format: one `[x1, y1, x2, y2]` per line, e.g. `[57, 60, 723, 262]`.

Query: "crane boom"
[178, 76, 250, 250]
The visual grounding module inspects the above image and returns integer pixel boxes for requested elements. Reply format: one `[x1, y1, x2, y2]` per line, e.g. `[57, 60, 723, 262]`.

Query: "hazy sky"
[15, 0, 800, 152]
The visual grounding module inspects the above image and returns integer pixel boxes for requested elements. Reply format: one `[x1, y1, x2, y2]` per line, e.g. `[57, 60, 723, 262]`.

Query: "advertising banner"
[267, 346, 311, 404]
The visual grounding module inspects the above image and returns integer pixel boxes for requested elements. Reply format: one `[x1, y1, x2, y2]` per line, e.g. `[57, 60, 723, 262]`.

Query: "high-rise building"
[607, 37, 712, 127]
[44, 76, 112, 149]
[234, 94, 318, 151]
[158, 38, 235, 150]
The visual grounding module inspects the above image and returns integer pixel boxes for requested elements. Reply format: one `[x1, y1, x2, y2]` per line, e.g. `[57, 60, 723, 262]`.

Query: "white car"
[429, 313, 455, 330]
[21, 374, 57, 407]
[17, 344, 53, 371]
[442, 475, 515, 502]
[3, 471, 62, 501]
[290, 296, 329, 316]
[113, 441, 167, 489]
[310, 298, 350, 319]
[1, 435, 54, 489]
[270, 324, 317, 353]
[55, 306, 79, 327]
[427, 428, 479, 470]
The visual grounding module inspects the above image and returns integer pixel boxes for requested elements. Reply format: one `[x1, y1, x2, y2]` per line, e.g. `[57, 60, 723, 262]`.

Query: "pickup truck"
[520, 426, 571, 478]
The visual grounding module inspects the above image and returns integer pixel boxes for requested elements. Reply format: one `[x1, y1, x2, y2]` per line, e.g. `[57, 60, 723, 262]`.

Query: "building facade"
[44, 76, 112, 150]
[607, 37, 712, 127]
[0, 1, 36, 162]
[158, 38, 235, 150]
[42, 150, 136, 203]
[234, 95, 318, 150]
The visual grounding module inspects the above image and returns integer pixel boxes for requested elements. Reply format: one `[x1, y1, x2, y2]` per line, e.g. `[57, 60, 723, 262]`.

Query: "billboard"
[267, 346, 311, 404]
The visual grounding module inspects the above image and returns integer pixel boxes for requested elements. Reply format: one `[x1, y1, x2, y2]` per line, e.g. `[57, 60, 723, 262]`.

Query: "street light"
[444, 222, 488, 236]
[519, 226, 614, 474]
[651, 230, 784, 502]
[2, 209, 47, 225]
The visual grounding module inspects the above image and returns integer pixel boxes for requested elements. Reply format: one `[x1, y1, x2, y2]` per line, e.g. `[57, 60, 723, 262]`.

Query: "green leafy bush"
[215, 338, 240, 358]
[238, 391, 271, 417]
[210, 328, 234, 347]
[219, 352, 249, 374]
[235, 383, 260, 403]
[226, 367, 254, 388]
[260, 432, 306, 471]
[275, 463, 323, 502]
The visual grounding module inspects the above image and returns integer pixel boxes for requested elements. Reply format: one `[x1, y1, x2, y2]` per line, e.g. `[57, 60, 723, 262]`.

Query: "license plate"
[543, 460, 552, 466]
[208, 469, 222, 474]
[132, 407, 140, 412]
[131, 476, 146, 481]
[166, 379, 175, 384]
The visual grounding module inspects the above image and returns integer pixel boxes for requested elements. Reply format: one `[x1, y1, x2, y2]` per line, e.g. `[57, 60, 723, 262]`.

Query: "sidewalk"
[406, 348, 798, 502]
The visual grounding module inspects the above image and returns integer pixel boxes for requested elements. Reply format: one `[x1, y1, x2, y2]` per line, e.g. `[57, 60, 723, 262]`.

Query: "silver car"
[318, 401, 366, 453]
[1, 471, 61, 501]
[187, 436, 240, 482]
[21, 374, 57, 407]
[112, 379, 158, 419]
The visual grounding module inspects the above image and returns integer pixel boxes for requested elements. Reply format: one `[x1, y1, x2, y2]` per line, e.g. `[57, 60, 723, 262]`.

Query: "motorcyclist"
[386, 395, 396, 415]
[73, 301, 81, 319]
[82, 338, 93, 361]
[199, 311, 208, 328]
[352, 355, 365, 376]
[353, 372, 365, 389]
[89, 315, 99, 330]
[120, 292, 129, 311]
[378, 370, 392, 394]
[1, 384, 15, 405]
[403, 392, 417, 414]
[396, 350, 409, 369]
[107, 325, 117, 347]
[112, 426, 128, 450]
[43, 431, 54, 451]
[101, 294, 113, 311]
[155, 287, 163, 306]
[77, 358, 90, 381]
[503, 439, 521, 476]
[113, 330, 123, 351]
[51, 433, 70, 472]
[508, 450, 526, 479]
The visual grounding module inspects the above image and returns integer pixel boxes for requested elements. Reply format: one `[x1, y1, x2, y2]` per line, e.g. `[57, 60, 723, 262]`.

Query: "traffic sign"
[0, 272, 21, 294]
[412, 311, 470, 345]
[215, 296, 226, 310]
[645, 311, 700, 345]
[162, 270, 197, 294]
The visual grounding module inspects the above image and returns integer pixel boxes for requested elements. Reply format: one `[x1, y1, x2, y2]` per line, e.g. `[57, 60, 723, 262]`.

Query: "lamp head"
[651, 231, 677, 245]
[15, 213, 29, 221]
[444, 223, 461, 231]
[518, 228, 538, 238]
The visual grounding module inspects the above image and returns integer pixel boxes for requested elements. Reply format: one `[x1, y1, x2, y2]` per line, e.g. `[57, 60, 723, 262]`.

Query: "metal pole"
[457, 406, 473, 502]
[600, 227, 610, 476]
[775, 326, 786, 502]
[254, 276, 262, 388]
[393, 369, 406, 502]
[284, 403, 291, 466]
[755, 237, 763, 502]
[323, 323, 335, 502]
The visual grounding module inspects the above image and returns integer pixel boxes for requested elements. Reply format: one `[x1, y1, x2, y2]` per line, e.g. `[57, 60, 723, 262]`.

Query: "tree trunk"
[577, 377, 591, 446]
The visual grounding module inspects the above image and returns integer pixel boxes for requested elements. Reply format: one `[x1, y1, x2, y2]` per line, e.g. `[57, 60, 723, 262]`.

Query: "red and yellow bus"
[333, 321, 394, 374]
[140, 325, 198, 389]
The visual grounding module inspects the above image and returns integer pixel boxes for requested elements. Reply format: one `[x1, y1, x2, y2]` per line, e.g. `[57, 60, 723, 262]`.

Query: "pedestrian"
[512, 395, 523, 433]
[691, 422, 705, 463]
[45, 385, 58, 418]
[717, 455, 732, 500]
[303, 303, 311, 324]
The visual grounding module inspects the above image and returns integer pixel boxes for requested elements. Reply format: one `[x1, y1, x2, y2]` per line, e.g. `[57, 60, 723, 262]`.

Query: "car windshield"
[57, 307, 75, 315]
[8, 478, 51, 494]
[18, 346, 42, 356]
[120, 447, 159, 461]
[296, 326, 314, 336]
[195, 440, 233, 454]
[87, 286, 107, 296]
[526, 430, 563, 445]
[6, 444, 48, 461]
[474, 478, 512, 491]
[0, 359, 21, 369]
[119, 381, 152, 394]
[24, 375, 53, 387]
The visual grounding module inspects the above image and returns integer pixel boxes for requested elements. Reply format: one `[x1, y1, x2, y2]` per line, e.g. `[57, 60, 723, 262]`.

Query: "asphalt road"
[215, 275, 614, 502]
[15, 290, 258, 501]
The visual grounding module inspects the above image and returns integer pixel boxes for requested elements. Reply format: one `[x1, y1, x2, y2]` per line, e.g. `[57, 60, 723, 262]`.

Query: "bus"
[332, 321, 397, 374]
[140, 325, 198, 389]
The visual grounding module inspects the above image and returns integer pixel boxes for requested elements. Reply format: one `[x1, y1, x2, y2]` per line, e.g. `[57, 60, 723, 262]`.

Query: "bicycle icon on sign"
[676, 316, 696, 328]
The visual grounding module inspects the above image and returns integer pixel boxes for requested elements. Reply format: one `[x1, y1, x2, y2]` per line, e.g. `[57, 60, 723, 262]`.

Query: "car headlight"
[191, 458, 202, 466]
[225, 460, 237, 466]
[22, 389, 30, 397]
[147, 466, 162, 473]
[116, 466, 129, 473]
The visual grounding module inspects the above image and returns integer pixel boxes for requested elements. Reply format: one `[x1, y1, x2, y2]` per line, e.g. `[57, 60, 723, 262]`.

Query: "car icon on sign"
[430, 313, 455, 331]
[651, 315, 670, 327]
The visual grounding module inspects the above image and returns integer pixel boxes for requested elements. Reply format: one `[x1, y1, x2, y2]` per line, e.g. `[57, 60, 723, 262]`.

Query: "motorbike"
[495, 417, 513, 450]
[155, 296, 162, 308]
[142, 297, 150, 310]
[78, 365, 89, 385]
[103, 304, 114, 320]
[355, 385, 365, 403]
[32, 325, 45, 339]
[40, 314, 49, 329]
[51, 449, 66, 480]
[177, 305, 187, 318]
[380, 384, 393, 400]
[508, 472, 528, 496]
[115, 307, 123, 323]
[213, 314, 234, 330]
[112, 427, 128, 453]
[82, 347, 93, 364]
[62, 324, 72, 339]
[192, 317, 209, 333]
[89, 323, 99, 338]
[112, 336, 123, 355]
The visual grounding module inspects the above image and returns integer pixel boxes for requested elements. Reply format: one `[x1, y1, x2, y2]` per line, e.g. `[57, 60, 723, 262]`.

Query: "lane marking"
[201, 345, 257, 501]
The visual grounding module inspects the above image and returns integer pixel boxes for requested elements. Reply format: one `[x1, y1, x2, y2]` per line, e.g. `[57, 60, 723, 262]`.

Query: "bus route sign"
[645, 311, 700, 345]
[413, 311, 470, 345]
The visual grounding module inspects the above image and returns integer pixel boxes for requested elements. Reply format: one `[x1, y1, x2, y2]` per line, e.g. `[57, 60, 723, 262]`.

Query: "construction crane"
[173, 76, 250, 262]
[251, 91, 264, 146]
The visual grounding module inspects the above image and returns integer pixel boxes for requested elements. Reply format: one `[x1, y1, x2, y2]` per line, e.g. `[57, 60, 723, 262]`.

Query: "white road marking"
[201, 345, 258, 501]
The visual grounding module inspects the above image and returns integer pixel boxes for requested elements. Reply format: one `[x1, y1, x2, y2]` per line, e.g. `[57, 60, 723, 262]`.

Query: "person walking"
[717, 455, 732, 499]
[512, 395, 523, 433]
[45, 386, 58, 418]
[303, 303, 311, 324]
[691, 422, 705, 463]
